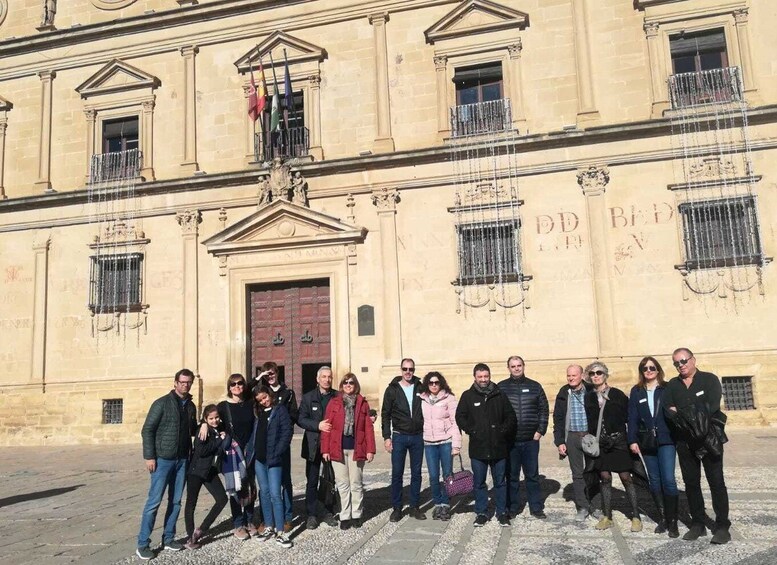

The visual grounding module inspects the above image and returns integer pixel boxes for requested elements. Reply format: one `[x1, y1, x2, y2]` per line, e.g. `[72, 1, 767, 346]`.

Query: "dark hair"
[226, 373, 248, 399]
[636, 356, 666, 389]
[473, 362, 490, 376]
[175, 368, 195, 381]
[369, 409, 377, 418]
[201, 404, 219, 423]
[252, 385, 276, 415]
[339, 372, 361, 395]
[422, 371, 452, 395]
[261, 361, 278, 373]
[400, 358, 415, 368]
[672, 347, 694, 359]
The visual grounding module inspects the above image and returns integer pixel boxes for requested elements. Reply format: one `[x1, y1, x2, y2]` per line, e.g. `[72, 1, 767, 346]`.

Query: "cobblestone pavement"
[1, 430, 776, 564]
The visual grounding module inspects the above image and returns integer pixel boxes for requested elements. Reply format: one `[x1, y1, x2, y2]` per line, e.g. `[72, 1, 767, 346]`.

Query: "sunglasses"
[673, 358, 691, 368]
[428, 380, 441, 386]
[401, 367, 415, 373]
[588, 370, 606, 377]
[641, 366, 657, 373]
[343, 380, 356, 385]
[229, 381, 245, 387]
[176, 380, 193, 386]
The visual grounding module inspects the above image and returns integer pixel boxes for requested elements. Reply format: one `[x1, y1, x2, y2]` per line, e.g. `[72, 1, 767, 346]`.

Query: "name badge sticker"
[474, 402, 482, 407]
[639, 398, 647, 403]
[696, 391, 705, 397]
[522, 389, 530, 393]
[312, 406, 319, 411]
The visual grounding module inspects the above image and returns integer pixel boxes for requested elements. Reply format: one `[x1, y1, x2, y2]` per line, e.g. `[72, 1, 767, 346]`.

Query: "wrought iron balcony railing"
[89, 149, 142, 183]
[450, 98, 512, 138]
[668, 67, 744, 109]
[254, 126, 310, 162]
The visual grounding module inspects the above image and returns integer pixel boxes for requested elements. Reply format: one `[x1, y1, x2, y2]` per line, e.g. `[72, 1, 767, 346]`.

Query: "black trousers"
[676, 441, 730, 529]
[305, 454, 334, 517]
[184, 472, 228, 538]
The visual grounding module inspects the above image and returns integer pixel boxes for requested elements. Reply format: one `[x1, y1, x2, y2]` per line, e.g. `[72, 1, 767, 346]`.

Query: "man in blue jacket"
[136, 369, 197, 560]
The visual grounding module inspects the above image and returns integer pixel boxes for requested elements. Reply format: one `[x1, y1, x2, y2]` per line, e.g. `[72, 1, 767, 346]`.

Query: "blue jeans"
[391, 433, 424, 509]
[282, 449, 293, 522]
[643, 444, 679, 496]
[507, 439, 542, 513]
[424, 443, 453, 506]
[255, 461, 285, 532]
[471, 457, 507, 517]
[137, 458, 188, 549]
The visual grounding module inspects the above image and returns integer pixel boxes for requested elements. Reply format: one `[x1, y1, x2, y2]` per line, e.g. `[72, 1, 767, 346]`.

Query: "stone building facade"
[0, 0, 775, 445]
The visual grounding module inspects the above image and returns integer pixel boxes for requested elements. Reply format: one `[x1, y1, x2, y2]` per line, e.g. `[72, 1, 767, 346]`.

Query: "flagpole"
[283, 49, 298, 125]
[256, 49, 267, 162]
[268, 51, 282, 156]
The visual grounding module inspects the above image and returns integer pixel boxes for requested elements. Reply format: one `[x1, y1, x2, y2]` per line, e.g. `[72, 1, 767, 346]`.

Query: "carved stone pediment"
[234, 31, 327, 74]
[424, 0, 529, 44]
[76, 59, 160, 98]
[203, 200, 367, 257]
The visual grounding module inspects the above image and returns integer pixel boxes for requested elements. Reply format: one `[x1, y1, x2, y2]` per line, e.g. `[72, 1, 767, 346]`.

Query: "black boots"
[664, 494, 680, 538]
[651, 492, 667, 534]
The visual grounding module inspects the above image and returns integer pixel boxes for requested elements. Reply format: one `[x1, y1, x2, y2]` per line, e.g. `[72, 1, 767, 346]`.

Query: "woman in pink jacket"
[420, 371, 462, 521]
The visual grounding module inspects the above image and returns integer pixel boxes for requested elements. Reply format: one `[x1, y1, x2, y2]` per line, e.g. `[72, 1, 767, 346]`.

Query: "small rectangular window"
[456, 221, 521, 285]
[722, 376, 755, 411]
[102, 116, 139, 154]
[89, 253, 144, 314]
[102, 399, 124, 424]
[679, 197, 762, 269]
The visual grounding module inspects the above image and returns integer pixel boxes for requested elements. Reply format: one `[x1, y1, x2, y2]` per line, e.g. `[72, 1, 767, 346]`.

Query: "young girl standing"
[184, 404, 230, 549]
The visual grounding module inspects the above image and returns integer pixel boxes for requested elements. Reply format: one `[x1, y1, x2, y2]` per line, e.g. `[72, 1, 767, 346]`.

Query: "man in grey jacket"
[136, 369, 197, 560]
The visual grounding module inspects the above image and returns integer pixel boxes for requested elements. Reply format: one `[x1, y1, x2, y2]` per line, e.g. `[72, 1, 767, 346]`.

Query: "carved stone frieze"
[93, 220, 146, 246]
[176, 209, 202, 235]
[371, 187, 400, 211]
[577, 165, 610, 196]
[688, 157, 737, 180]
[257, 158, 308, 208]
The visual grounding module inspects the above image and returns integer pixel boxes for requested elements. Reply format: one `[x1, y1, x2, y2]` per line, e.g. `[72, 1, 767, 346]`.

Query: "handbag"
[444, 454, 474, 498]
[637, 395, 660, 453]
[318, 460, 340, 511]
[581, 397, 606, 457]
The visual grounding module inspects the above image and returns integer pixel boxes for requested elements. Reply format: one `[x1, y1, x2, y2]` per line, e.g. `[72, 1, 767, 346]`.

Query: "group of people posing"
[135, 348, 731, 561]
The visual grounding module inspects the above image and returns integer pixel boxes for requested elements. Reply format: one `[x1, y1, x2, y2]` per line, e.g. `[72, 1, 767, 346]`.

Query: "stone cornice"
[2, 105, 777, 219]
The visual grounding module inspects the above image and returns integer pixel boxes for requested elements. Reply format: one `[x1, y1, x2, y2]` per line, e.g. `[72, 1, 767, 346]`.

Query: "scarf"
[474, 381, 496, 395]
[342, 394, 356, 437]
[596, 385, 610, 407]
[427, 393, 441, 405]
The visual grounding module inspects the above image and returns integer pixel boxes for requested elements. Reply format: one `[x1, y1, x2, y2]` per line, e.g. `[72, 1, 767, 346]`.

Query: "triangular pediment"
[203, 200, 366, 256]
[76, 60, 161, 99]
[235, 32, 327, 74]
[425, 0, 529, 44]
[0, 95, 12, 111]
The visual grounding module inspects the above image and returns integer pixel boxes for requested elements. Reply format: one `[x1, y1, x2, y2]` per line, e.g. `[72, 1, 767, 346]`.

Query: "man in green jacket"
[136, 369, 197, 560]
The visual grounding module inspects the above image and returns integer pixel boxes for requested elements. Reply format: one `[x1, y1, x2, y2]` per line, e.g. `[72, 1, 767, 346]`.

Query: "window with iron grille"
[257, 90, 308, 161]
[102, 116, 139, 154]
[102, 399, 124, 424]
[679, 197, 762, 269]
[450, 62, 510, 137]
[722, 376, 755, 411]
[456, 221, 521, 285]
[89, 253, 144, 314]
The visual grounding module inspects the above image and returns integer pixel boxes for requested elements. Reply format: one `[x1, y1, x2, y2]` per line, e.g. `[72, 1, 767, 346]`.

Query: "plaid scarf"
[222, 439, 248, 501]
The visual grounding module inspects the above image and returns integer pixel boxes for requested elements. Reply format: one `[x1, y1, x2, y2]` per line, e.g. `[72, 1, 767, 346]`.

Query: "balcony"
[254, 126, 310, 162]
[89, 149, 142, 184]
[668, 67, 743, 110]
[450, 99, 512, 138]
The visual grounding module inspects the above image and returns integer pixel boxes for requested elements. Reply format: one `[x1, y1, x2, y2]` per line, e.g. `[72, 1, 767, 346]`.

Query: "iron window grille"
[679, 196, 762, 269]
[89, 253, 144, 314]
[722, 376, 755, 411]
[456, 220, 521, 285]
[102, 399, 124, 424]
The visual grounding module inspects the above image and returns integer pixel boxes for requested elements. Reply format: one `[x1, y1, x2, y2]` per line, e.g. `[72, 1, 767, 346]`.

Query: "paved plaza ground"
[1, 429, 777, 565]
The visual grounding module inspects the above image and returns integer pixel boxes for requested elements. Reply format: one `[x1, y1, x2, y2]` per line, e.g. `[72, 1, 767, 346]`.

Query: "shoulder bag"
[637, 396, 660, 453]
[581, 398, 606, 457]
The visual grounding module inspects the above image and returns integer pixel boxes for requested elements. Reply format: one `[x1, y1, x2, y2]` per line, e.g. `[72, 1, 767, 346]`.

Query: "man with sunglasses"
[381, 358, 425, 522]
[136, 369, 198, 560]
[663, 348, 731, 544]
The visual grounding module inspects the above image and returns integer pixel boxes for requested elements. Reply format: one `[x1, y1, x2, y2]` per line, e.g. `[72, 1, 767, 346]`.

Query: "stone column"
[369, 13, 395, 153]
[84, 109, 96, 185]
[180, 46, 200, 174]
[35, 70, 56, 193]
[507, 41, 527, 132]
[571, 0, 600, 126]
[140, 99, 155, 181]
[578, 166, 616, 356]
[644, 22, 669, 118]
[308, 74, 324, 160]
[434, 55, 450, 139]
[176, 210, 202, 372]
[733, 8, 760, 104]
[30, 233, 51, 387]
[372, 188, 402, 362]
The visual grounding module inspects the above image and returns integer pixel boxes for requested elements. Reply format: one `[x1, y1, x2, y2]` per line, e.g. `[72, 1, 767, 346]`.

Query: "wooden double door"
[249, 279, 331, 401]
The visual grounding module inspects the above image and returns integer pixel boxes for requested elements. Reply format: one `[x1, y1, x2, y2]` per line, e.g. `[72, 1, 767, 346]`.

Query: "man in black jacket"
[498, 356, 549, 519]
[136, 369, 197, 560]
[553, 364, 596, 521]
[664, 348, 730, 544]
[456, 363, 517, 527]
[297, 366, 338, 530]
[381, 358, 425, 522]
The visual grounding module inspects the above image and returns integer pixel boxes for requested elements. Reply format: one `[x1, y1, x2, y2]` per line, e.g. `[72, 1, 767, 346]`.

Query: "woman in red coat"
[321, 373, 376, 529]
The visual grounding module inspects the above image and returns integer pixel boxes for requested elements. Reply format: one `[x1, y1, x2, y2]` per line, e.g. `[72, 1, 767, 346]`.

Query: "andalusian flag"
[270, 90, 281, 132]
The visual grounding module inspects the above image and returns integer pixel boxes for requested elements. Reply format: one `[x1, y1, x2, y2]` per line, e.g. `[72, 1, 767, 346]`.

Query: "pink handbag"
[444, 454, 474, 498]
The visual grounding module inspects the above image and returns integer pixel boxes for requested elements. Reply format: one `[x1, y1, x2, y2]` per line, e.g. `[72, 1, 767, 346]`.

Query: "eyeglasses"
[641, 366, 657, 373]
[428, 380, 441, 386]
[588, 370, 605, 377]
[176, 380, 193, 386]
[343, 380, 356, 386]
[229, 381, 245, 387]
[673, 358, 691, 368]
[401, 367, 415, 373]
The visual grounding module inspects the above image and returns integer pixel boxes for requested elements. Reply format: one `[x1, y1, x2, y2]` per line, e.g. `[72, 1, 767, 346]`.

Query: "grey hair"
[316, 366, 332, 378]
[584, 361, 609, 378]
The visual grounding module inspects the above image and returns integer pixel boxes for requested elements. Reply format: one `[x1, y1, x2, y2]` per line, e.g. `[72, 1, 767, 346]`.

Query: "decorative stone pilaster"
[308, 74, 324, 160]
[346, 193, 356, 224]
[507, 41, 527, 132]
[571, 0, 600, 126]
[577, 166, 616, 355]
[434, 55, 450, 138]
[140, 99, 155, 181]
[83, 109, 97, 184]
[31, 233, 51, 388]
[733, 8, 760, 105]
[644, 22, 670, 118]
[35, 70, 56, 193]
[369, 13, 395, 153]
[372, 188, 402, 363]
[176, 210, 201, 371]
[180, 46, 200, 174]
